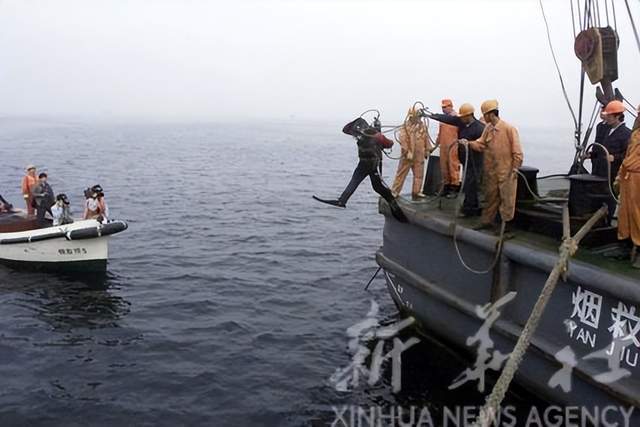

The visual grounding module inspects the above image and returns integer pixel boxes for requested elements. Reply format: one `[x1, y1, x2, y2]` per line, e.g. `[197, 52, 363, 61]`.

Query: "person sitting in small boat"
[95, 185, 109, 222]
[0, 193, 13, 213]
[31, 172, 55, 223]
[84, 185, 108, 222]
[51, 193, 74, 226]
[21, 164, 38, 216]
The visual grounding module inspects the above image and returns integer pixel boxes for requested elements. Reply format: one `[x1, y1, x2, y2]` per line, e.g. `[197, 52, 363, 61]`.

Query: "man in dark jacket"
[425, 103, 485, 216]
[596, 100, 632, 222]
[31, 172, 55, 223]
[314, 118, 407, 222]
[590, 108, 611, 177]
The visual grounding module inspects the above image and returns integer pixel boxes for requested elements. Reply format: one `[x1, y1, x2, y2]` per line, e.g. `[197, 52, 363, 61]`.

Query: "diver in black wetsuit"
[313, 118, 408, 223]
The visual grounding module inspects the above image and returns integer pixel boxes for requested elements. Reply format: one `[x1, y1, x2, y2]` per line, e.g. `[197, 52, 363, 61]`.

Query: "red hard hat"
[603, 100, 625, 115]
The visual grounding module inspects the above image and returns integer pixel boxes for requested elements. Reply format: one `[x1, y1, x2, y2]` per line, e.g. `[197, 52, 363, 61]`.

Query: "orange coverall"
[469, 119, 523, 224]
[437, 121, 460, 186]
[617, 129, 640, 245]
[392, 120, 430, 196]
[21, 174, 37, 215]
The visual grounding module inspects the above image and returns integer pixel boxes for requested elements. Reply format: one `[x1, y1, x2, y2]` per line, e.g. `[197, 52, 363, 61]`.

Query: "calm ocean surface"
[0, 118, 573, 426]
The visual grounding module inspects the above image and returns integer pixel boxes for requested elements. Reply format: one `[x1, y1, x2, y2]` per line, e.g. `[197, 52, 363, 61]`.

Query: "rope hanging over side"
[472, 206, 609, 427]
[452, 143, 507, 275]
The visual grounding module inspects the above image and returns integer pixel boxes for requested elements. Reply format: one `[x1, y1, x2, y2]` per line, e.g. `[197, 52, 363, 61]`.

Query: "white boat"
[0, 211, 128, 271]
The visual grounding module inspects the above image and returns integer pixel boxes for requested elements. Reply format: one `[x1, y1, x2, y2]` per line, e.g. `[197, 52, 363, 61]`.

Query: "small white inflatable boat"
[0, 211, 127, 271]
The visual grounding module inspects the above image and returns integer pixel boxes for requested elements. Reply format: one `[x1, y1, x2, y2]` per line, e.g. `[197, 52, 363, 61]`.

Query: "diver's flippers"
[313, 196, 346, 208]
[388, 199, 408, 223]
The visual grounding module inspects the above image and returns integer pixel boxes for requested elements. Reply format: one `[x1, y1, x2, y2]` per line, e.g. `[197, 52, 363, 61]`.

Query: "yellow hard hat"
[458, 103, 475, 117]
[481, 99, 499, 115]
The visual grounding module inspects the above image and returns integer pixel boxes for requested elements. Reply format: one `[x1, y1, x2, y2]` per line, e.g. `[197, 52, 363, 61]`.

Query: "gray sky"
[1, 0, 639, 128]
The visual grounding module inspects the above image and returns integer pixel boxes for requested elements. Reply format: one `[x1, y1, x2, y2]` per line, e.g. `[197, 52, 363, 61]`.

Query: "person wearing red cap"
[436, 99, 461, 197]
[597, 100, 631, 223]
[597, 100, 631, 180]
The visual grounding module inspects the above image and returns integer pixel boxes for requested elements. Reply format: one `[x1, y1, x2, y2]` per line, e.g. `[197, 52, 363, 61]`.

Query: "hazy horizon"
[1, 0, 639, 129]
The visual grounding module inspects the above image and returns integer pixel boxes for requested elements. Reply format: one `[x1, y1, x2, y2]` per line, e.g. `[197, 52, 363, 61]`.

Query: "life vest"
[21, 175, 37, 197]
[85, 198, 101, 218]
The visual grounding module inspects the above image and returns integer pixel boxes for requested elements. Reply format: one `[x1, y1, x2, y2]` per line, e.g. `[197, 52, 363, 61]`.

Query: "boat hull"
[377, 199, 640, 424]
[0, 219, 126, 272]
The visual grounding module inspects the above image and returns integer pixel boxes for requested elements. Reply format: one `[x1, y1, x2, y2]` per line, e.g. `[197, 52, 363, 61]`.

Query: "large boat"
[376, 3, 640, 424]
[0, 211, 127, 271]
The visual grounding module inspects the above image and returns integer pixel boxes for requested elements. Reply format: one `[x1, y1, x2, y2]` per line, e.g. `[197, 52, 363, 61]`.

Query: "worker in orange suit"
[437, 99, 461, 197]
[461, 100, 523, 231]
[391, 106, 431, 200]
[615, 109, 640, 268]
[21, 164, 38, 216]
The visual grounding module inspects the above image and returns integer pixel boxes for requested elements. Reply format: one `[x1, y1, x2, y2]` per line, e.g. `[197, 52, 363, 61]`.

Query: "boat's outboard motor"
[568, 174, 610, 218]
[516, 166, 539, 205]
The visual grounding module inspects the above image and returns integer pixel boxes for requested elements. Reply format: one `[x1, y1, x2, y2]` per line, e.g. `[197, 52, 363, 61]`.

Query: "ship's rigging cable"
[583, 0, 592, 29]
[570, 0, 578, 37]
[577, 0, 584, 31]
[580, 99, 601, 151]
[604, 0, 610, 26]
[539, 0, 579, 132]
[579, 0, 597, 145]
[623, 0, 640, 55]
[576, 67, 587, 146]
[612, 0, 618, 31]
[622, 97, 639, 117]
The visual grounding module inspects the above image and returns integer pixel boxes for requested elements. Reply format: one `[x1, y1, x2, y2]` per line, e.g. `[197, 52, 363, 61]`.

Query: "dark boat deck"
[378, 185, 640, 415]
[390, 176, 640, 283]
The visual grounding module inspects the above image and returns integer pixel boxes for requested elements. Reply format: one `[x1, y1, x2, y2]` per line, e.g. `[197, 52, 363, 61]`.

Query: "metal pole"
[364, 266, 382, 290]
